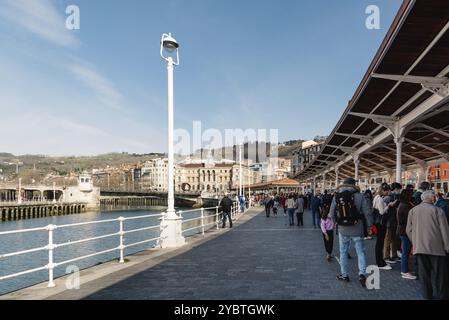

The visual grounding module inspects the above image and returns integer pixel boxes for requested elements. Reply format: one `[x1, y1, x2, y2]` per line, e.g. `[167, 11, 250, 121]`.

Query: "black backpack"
[335, 190, 361, 226]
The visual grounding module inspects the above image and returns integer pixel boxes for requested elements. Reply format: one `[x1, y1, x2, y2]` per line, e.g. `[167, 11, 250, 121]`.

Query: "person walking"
[329, 178, 373, 287]
[280, 195, 286, 216]
[286, 194, 296, 226]
[296, 195, 305, 226]
[311, 193, 321, 228]
[321, 209, 335, 261]
[436, 193, 449, 222]
[273, 197, 280, 216]
[321, 190, 333, 216]
[407, 190, 449, 300]
[264, 195, 273, 218]
[239, 195, 245, 213]
[364, 189, 374, 240]
[384, 183, 401, 264]
[396, 188, 417, 280]
[414, 181, 430, 206]
[220, 193, 234, 228]
[373, 183, 394, 270]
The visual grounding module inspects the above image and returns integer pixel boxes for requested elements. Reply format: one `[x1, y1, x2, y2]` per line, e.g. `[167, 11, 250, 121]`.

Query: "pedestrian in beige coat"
[406, 190, 449, 300]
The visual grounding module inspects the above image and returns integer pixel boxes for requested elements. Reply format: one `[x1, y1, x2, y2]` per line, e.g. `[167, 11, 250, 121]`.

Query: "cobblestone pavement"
[59, 207, 423, 300]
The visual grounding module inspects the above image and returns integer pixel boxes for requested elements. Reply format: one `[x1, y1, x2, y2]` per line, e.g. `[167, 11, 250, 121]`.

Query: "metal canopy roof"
[295, 0, 449, 181]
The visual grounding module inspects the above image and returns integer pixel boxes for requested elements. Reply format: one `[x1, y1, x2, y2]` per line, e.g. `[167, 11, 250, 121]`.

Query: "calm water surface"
[0, 206, 213, 295]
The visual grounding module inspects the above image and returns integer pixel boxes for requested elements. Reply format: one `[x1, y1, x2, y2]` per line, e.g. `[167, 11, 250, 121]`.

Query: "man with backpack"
[329, 177, 373, 287]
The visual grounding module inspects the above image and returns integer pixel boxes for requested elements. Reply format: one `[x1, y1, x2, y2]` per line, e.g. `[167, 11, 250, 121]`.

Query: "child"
[320, 210, 334, 262]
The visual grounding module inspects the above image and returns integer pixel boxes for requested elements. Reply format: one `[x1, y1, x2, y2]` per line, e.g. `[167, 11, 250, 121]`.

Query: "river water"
[0, 206, 213, 295]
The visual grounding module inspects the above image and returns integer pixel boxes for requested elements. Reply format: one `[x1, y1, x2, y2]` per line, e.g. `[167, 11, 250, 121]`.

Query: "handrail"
[0, 204, 249, 290]
[0, 226, 48, 236]
[179, 206, 220, 214]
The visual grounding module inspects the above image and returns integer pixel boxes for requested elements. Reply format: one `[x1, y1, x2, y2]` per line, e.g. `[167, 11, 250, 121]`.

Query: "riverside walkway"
[25, 206, 422, 300]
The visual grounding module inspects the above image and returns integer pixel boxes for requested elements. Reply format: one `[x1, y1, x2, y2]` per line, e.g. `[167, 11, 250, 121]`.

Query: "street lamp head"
[162, 33, 179, 52]
[160, 33, 180, 64]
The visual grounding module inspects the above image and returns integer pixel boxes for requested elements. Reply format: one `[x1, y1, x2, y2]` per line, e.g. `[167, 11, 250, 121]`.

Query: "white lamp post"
[159, 32, 185, 248]
[239, 144, 242, 197]
[248, 167, 252, 208]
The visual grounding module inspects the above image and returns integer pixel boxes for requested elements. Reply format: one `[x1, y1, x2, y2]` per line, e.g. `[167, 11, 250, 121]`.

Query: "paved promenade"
[48, 207, 422, 300]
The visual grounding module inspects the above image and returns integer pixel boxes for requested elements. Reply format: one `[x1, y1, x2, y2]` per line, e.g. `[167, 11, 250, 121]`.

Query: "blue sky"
[0, 0, 402, 156]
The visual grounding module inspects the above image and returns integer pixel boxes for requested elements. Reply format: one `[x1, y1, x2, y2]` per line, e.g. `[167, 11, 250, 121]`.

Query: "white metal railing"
[0, 212, 164, 288]
[180, 202, 246, 235]
[0, 203, 249, 289]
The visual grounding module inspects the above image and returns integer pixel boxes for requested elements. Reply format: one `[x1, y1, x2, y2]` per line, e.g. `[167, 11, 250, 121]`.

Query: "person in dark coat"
[311, 194, 321, 228]
[220, 194, 234, 228]
[414, 181, 430, 206]
[397, 188, 416, 280]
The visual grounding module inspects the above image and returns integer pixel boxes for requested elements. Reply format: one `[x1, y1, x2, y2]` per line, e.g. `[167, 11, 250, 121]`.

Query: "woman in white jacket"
[373, 183, 395, 270]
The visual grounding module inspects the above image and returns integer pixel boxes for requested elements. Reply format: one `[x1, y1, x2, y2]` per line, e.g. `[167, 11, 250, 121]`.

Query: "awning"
[295, 0, 449, 182]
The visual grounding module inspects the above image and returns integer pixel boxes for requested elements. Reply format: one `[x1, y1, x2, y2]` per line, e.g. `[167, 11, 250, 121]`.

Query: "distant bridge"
[99, 190, 219, 208]
[99, 190, 201, 198]
[99, 190, 207, 208]
[0, 183, 64, 202]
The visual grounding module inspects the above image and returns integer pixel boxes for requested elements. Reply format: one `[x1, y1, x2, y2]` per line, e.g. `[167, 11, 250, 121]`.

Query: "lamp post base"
[160, 210, 185, 248]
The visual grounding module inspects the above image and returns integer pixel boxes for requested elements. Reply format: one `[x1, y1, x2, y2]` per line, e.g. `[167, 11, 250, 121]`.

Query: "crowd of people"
[255, 179, 449, 300]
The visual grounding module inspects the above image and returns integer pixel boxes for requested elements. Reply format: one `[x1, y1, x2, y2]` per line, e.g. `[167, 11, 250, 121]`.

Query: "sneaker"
[401, 272, 417, 280]
[378, 265, 392, 270]
[336, 274, 350, 282]
[397, 251, 402, 258]
[359, 274, 367, 288]
[385, 258, 397, 264]
[393, 256, 401, 262]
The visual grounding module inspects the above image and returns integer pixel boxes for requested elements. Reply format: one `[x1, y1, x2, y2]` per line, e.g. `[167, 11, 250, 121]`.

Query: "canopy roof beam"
[404, 138, 449, 162]
[416, 123, 449, 139]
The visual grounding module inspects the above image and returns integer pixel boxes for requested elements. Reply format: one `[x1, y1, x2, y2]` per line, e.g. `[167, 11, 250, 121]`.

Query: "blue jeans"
[400, 235, 412, 273]
[312, 210, 320, 227]
[288, 208, 295, 225]
[339, 235, 367, 277]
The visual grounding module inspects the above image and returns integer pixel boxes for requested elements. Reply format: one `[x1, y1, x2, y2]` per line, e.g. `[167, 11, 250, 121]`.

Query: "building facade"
[175, 160, 234, 194]
[291, 140, 325, 175]
[428, 163, 449, 194]
[141, 158, 169, 192]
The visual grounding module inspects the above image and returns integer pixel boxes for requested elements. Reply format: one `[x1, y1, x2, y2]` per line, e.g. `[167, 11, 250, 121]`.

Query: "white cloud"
[68, 63, 125, 111]
[0, 0, 80, 48]
[52, 117, 110, 138]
